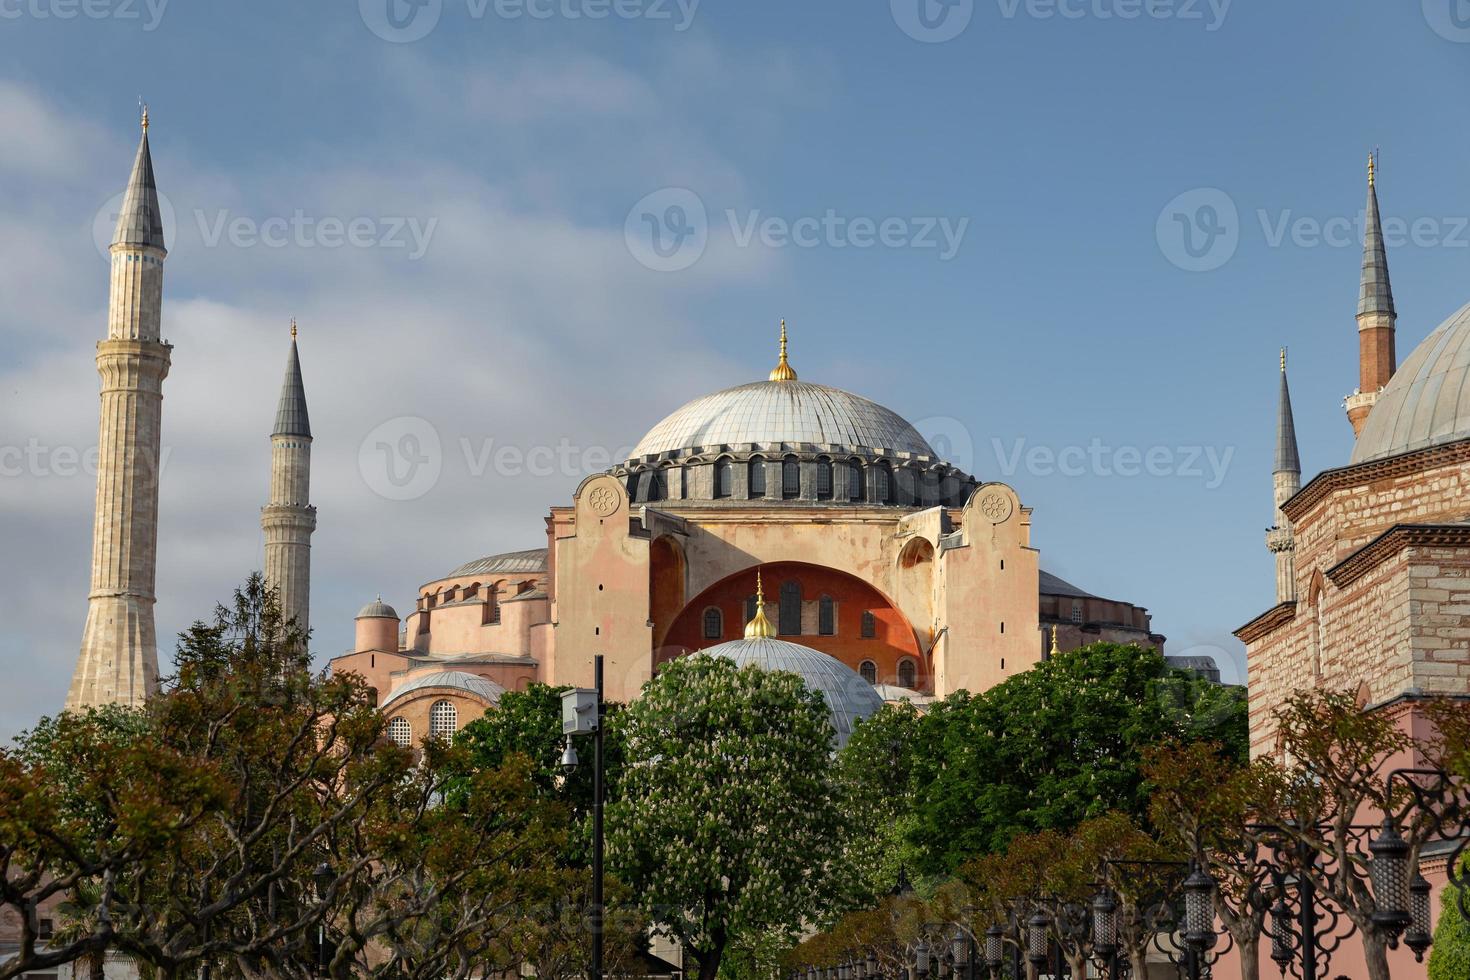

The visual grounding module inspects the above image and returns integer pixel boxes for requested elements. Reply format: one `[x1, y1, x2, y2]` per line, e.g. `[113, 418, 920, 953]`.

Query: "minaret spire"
[769, 319, 798, 382]
[68, 115, 173, 710]
[262, 321, 316, 640]
[1267, 348, 1302, 604]
[1347, 151, 1397, 436]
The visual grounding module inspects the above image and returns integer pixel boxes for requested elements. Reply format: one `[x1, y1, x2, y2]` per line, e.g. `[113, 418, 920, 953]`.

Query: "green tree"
[1429, 863, 1470, 980]
[907, 643, 1244, 873]
[609, 655, 846, 980]
[832, 701, 923, 905]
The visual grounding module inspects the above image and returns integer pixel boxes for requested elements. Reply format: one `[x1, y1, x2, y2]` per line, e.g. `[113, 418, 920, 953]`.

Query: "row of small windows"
[710, 456, 892, 503]
[387, 700, 459, 747]
[701, 586, 878, 640]
[857, 658, 918, 689]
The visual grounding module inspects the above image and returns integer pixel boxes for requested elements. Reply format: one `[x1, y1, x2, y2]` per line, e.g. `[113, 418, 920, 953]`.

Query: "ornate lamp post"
[560, 655, 606, 980]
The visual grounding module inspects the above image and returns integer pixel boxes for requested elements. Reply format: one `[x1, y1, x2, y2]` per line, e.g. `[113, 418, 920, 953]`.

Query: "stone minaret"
[1346, 153, 1397, 436]
[261, 322, 315, 638]
[1266, 348, 1301, 604]
[67, 109, 173, 710]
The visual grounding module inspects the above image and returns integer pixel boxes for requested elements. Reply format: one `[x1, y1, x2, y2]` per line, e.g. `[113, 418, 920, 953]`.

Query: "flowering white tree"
[610, 655, 846, 980]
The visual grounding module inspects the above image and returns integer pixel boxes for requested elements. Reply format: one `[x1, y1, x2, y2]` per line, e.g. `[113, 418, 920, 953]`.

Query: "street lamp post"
[561, 654, 606, 980]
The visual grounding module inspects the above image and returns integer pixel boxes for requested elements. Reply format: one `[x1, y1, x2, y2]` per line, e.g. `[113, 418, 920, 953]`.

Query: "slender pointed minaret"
[1346, 153, 1397, 436]
[68, 108, 173, 710]
[1267, 348, 1301, 604]
[261, 320, 316, 638]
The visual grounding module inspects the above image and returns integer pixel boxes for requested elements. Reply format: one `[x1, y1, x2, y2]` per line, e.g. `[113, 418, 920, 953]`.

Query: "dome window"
[782, 456, 800, 499]
[847, 459, 864, 501]
[873, 463, 894, 504]
[816, 459, 834, 500]
[748, 456, 767, 497]
[429, 700, 458, 739]
[714, 458, 733, 499]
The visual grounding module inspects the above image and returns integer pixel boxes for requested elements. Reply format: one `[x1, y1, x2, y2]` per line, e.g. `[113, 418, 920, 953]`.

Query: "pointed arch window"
[779, 580, 802, 635]
[859, 660, 877, 684]
[897, 658, 917, 690]
[749, 456, 767, 497]
[818, 596, 836, 635]
[782, 456, 800, 499]
[703, 607, 723, 640]
[714, 458, 733, 499]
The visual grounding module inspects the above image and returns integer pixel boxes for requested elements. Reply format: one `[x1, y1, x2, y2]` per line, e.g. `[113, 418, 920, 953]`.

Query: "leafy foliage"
[1429, 864, 1470, 980]
[609, 655, 846, 980]
[831, 701, 923, 905]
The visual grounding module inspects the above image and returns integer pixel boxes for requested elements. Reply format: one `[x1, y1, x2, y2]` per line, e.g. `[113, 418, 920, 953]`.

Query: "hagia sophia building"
[64, 115, 1169, 742]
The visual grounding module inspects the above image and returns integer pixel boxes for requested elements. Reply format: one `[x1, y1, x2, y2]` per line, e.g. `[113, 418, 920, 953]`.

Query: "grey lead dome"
[1352, 302, 1470, 464]
[631, 380, 936, 460]
[698, 636, 884, 749]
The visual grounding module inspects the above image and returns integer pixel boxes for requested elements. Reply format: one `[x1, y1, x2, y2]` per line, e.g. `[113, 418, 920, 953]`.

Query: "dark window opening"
[703, 607, 723, 640]
[782, 457, 800, 499]
[897, 659, 917, 689]
[861, 610, 876, 638]
[819, 596, 835, 635]
[749, 457, 766, 497]
[779, 580, 802, 635]
[860, 660, 877, 684]
[816, 460, 833, 500]
[714, 459, 732, 499]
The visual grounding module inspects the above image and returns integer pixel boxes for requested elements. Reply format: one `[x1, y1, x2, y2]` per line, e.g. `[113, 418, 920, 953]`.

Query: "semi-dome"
[1352, 302, 1470, 464]
[381, 670, 505, 709]
[356, 596, 399, 620]
[632, 380, 935, 460]
[700, 635, 884, 749]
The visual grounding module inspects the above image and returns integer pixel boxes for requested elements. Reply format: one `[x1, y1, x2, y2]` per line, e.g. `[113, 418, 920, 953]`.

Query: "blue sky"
[2, 0, 1469, 734]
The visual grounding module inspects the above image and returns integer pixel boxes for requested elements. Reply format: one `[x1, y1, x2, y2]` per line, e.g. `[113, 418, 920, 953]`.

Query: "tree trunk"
[1064, 950, 1087, 979]
[1128, 949, 1148, 980]
[1234, 935, 1259, 980]
[89, 951, 105, 980]
[1361, 935, 1392, 980]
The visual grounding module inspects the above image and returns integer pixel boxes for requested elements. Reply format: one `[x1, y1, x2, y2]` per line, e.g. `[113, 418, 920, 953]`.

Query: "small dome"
[356, 597, 399, 620]
[381, 670, 505, 709]
[631, 380, 936, 460]
[699, 636, 884, 748]
[446, 548, 548, 579]
[1352, 302, 1470, 464]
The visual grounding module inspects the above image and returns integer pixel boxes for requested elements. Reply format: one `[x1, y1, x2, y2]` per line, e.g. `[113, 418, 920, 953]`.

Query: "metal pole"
[592, 653, 605, 980]
[1297, 842, 1317, 980]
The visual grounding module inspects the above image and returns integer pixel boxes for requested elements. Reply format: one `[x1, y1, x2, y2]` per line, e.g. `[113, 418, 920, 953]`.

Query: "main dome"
[1352, 302, 1470, 464]
[631, 380, 935, 459]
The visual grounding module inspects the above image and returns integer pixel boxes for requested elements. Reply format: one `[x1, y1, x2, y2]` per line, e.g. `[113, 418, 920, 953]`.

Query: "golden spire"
[744, 569, 776, 639]
[1280, 346, 1287, 373]
[290, 317, 298, 340]
[1368, 152, 1375, 188]
[769, 319, 798, 382]
[140, 102, 149, 133]
[1049, 626, 1061, 658]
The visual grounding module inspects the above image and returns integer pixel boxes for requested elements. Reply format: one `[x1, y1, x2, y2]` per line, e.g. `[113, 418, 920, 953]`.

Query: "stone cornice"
[1234, 601, 1297, 643]
[1325, 523, 1470, 587]
[1283, 437, 1470, 521]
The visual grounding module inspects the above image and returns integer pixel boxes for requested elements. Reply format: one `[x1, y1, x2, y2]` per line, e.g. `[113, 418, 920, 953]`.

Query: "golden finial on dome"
[769, 319, 798, 382]
[1367, 151, 1375, 188]
[1280, 346, 1287, 373]
[1049, 626, 1061, 658]
[744, 569, 777, 639]
[290, 317, 298, 339]
[140, 101, 149, 133]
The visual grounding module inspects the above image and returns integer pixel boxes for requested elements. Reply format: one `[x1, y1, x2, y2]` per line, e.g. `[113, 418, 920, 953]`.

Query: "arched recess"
[649, 535, 687, 650]
[655, 560, 928, 691]
[1308, 568, 1326, 682]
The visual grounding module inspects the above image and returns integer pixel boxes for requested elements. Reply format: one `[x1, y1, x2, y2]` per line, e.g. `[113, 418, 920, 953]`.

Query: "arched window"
[848, 459, 864, 501]
[443, 587, 457, 602]
[859, 660, 877, 684]
[819, 596, 835, 635]
[463, 582, 480, 600]
[861, 610, 877, 638]
[714, 458, 733, 499]
[816, 459, 834, 500]
[749, 456, 766, 497]
[779, 580, 802, 635]
[782, 456, 800, 499]
[703, 607, 723, 640]
[873, 463, 893, 504]
[388, 717, 411, 747]
[897, 658, 917, 690]
[429, 700, 457, 739]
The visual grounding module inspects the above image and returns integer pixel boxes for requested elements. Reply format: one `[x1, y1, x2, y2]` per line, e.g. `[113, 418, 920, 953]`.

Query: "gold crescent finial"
[744, 568, 776, 639]
[290, 317, 298, 339]
[140, 102, 149, 133]
[1050, 626, 1061, 657]
[769, 319, 798, 382]
[1280, 346, 1287, 372]
[1368, 152, 1375, 187]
